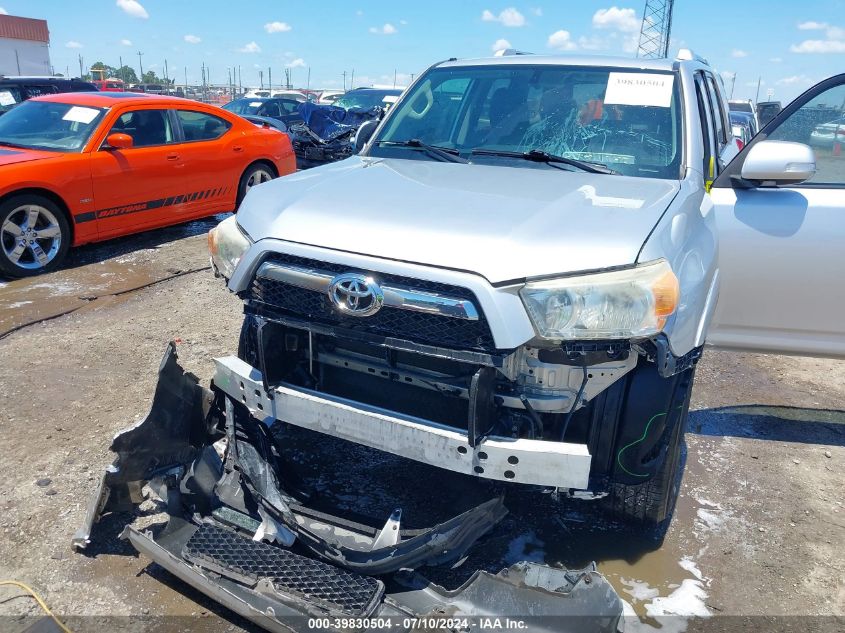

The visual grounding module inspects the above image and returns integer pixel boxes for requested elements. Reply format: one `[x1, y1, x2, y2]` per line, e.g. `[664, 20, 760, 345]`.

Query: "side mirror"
[105, 133, 133, 150]
[740, 140, 815, 185]
[354, 120, 378, 154]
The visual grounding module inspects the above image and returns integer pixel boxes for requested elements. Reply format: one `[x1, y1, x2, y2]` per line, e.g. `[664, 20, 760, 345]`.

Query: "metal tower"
[637, 0, 675, 59]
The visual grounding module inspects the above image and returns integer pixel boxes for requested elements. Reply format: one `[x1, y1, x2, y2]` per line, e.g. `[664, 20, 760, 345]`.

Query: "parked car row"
[0, 91, 295, 277]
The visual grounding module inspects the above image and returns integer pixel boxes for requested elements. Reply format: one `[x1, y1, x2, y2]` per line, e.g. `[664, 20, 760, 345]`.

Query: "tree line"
[83, 62, 174, 86]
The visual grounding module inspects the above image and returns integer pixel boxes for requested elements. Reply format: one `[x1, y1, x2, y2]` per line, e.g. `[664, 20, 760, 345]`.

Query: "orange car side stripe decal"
[74, 187, 230, 224]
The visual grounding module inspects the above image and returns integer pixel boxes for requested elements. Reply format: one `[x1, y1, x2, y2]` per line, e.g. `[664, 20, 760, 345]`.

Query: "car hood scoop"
[237, 157, 680, 283]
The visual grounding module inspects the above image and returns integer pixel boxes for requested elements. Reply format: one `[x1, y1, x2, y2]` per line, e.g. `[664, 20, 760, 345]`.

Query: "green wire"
[615, 404, 685, 478]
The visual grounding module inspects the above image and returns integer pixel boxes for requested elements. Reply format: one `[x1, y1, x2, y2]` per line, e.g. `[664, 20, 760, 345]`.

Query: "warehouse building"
[0, 14, 50, 76]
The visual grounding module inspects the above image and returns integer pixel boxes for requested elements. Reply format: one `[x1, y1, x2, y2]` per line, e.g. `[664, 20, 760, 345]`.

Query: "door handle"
[233, 146, 244, 153]
[166, 153, 180, 161]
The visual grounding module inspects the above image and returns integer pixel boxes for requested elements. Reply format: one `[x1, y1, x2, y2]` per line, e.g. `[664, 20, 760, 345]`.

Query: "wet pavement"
[0, 220, 842, 632]
[0, 214, 226, 337]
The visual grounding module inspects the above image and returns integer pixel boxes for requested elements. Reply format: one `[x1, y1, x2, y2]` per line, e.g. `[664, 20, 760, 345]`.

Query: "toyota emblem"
[327, 273, 384, 317]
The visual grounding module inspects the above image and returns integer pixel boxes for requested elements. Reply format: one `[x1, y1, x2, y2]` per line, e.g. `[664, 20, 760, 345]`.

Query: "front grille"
[183, 523, 383, 616]
[246, 253, 497, 351]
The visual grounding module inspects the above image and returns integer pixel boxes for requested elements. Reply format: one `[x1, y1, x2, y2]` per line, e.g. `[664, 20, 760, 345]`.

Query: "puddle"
[0, 215, 222, 336]
[0, 262, 160, 335]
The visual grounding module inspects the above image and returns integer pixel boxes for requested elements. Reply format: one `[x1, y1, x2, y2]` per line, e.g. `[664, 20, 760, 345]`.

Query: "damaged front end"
[74, 343, 623, 632]
[289, 102, 383, 169]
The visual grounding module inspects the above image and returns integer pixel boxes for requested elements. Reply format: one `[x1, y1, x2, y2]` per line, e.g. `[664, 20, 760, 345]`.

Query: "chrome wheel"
[244, 168, 274, 192]
[1, 204, 63, 271]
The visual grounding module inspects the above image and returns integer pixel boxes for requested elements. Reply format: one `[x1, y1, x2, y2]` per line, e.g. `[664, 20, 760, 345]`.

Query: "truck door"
[708, 74, 845, 358]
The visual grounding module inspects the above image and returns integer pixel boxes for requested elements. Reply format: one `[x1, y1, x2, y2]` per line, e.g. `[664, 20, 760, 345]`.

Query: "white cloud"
[184, 34, 201, 44]
[238, 41, 261, 53]
[65, 40, 83, 49]
[797, 21, 828, 30]
[530, 7, 543, 17]
[547, 30, 577, 51]
[120, 38, 132, 46]
[264, 21, 292, 33]
[790, 39, 845, 53]
[731, 49, 748, 58]
[481, 8, 526, 27]
[491, 38, 511, 52]
[116, 0, 148, 19]
[369, 23, 397, 35]
[286, 58, 306, 68]
[777, 74, 814, 85]
[827, 26, 845, 39]
[790, 20, 845, 52]
[399, 19, 408, 25]
[578, 35, 606, 50]
[592, 6, 639, 32]
[0, 7, 8, 15]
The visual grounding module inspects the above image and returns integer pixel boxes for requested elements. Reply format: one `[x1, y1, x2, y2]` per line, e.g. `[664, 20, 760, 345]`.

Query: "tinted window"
[767, 82, 845, 185]
[705, 74, 729, 147]
[277, 99, 301, 115]
[695, 78, 716, 180]
[22, 85, 59, 99]
[259, 102, 282, 118]
[223, 99, 265, 115]
[109, 109, 174, 147]
[176, 110, 232, 141]
[177, 110, 231, 141]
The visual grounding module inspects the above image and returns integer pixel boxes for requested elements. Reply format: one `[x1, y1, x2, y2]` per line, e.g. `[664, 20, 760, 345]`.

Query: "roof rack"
[675, 49, 709, 65]
[493, 48, 534, 57]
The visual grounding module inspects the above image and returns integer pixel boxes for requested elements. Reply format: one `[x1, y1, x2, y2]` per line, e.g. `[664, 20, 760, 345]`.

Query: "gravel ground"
[0, 222, 842, 633]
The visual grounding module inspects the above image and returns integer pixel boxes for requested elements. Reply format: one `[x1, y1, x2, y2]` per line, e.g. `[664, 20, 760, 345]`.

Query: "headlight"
[519, 260, 679, 340]
[208, 215, 252, 279]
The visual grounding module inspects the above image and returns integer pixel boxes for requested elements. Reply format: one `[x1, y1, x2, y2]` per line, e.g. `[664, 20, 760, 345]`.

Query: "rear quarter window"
[177, 110, 232, 141]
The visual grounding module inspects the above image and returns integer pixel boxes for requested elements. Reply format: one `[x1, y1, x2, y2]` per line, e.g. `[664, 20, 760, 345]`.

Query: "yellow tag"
[705, 156, 715, 193]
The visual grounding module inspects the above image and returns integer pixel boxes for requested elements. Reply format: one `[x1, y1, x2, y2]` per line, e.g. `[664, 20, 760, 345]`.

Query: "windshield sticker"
[382, 95, 399, 104]
[604, 73, 674, 108]
[249, 101, 263, 107]
[0, 90, 16, 106]
[62, 106, 100, 124]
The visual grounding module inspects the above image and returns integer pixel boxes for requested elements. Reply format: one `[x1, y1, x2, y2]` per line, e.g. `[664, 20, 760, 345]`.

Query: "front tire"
[0, 194, 70, 278]
[600, 362, 696, 536]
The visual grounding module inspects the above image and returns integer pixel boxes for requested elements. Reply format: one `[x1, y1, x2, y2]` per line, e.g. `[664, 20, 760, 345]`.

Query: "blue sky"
[3, 0, 844, 102]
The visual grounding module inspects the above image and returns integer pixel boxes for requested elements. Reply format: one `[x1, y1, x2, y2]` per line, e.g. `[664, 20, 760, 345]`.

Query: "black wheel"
[236, 163, 276, 207]
[600, 362, 696, 536]
[0, 194, 71, 278]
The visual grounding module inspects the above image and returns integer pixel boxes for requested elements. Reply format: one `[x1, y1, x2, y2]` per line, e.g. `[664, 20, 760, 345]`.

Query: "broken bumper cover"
[125, 520, 623, 633]
[213, 355, 593, 490]
[74, 343, 623, 633]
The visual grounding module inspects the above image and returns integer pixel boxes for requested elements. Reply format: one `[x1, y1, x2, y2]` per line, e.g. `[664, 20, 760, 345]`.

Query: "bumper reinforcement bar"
[213, 355, 592, 489]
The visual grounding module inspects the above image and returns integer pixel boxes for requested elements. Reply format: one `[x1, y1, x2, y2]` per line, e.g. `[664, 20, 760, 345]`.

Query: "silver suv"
[209, 51, 845, 533]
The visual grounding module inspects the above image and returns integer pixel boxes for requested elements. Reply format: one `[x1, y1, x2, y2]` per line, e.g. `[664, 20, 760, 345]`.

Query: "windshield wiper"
[470, 148, 617, 174]
[375, 139, 469, 163]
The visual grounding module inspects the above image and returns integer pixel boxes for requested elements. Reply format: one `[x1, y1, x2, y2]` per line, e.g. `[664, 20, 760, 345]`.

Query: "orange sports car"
[0, 92, 295, 277]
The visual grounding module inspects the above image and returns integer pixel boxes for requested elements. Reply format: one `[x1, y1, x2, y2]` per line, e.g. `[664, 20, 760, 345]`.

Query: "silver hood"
[236, 157, 680, 284]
